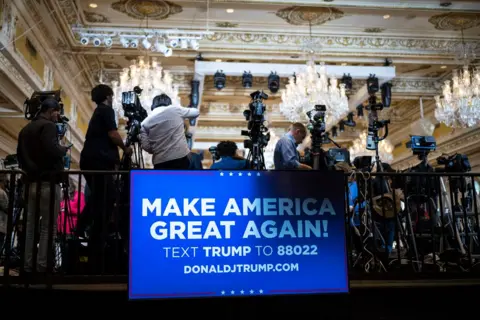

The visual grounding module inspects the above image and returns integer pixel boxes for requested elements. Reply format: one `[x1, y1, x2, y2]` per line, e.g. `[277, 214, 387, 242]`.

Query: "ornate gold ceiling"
[429, 12, 480, 31]
[111, 0, 183, 20]
[275, 6, 344, 26]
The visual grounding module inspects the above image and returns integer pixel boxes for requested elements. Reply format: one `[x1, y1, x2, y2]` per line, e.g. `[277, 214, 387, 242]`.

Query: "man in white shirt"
[139, 94, 200, 169]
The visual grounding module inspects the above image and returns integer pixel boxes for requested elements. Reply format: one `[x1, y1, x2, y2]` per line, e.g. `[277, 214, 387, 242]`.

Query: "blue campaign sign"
[129, 170, 348, 299]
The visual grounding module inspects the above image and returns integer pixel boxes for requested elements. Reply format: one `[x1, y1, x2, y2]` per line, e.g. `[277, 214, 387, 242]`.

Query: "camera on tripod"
[365, 75, 391, 152]
[241, 90, 270, 149]
[306, 105, 326, 139]
[122, 86, 148, 146]
[241, 90, 270, 170]
[406, 135, 437, 156]
[403, 135, 438, 196]
[24, 90, 70, 138]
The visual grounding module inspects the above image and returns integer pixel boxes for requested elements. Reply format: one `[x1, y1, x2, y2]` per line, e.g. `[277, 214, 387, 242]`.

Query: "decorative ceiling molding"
[84, 11, 110, 23]
[363, 28, 385, 33]
[275, 6, 344, 26]
[111, 0, 183, 20]
[204, 32, 478, 55]
[210, 0, 480, 11]
[429, 12, 480, 31]
[57, 0, 80, 25]
[216, 22, 239, 28]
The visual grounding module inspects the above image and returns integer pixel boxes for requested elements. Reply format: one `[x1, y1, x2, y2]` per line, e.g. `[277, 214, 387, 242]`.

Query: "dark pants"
[154, 156, 190, 170]
[78, 160, 116, 273]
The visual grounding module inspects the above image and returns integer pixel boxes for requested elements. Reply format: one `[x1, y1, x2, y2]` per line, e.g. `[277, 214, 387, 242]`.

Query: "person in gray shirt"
[274, 123, 312, 170]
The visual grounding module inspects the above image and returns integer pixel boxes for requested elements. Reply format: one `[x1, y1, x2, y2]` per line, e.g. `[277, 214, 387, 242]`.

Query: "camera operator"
[78, 84, 131, 273]
[210, 141, 248, 170]
[17, 98, 69, 273]
[139, 94, 199, 169]
[274, 123, 312, 170]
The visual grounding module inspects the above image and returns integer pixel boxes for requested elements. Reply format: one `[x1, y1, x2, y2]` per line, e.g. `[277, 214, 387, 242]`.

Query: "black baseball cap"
[41, 98, 61, 111]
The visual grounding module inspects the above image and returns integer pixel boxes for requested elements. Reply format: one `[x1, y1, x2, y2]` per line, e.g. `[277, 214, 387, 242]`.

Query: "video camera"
[406, 135, 436, 156]
[437, 153, 472, 195]
[1, 154, 19, 170]
[437, 153, 471, 173]
[241, 90, 270, 149]
[326, 148, 350, 167]
[241, 90, 270, 170]
[403, 136, 438, 196]
[24, 90, 69, 138]
[306, 105, 326, 140]
[301, 147, 350, 170]
[122, 86, 148, 146]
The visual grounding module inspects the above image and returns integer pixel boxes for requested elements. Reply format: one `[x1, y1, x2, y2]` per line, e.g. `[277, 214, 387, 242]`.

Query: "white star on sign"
[221, 290, 225, 295]
[250, 290, 254, 294]
[247, 172, 252, 176]
[240, 290, 244, 294]
[238, 172, 243, 176]
[230, 290, 235, 294]
[229, 172, 234, 176]
[259, 289, 263, 294]
[257, 172, 261, 176]
[220, 172, 224, 176]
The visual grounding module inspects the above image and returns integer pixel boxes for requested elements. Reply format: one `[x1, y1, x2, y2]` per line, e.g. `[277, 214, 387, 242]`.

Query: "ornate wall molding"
[0, 53, 34, 96]
[351, 78, 440, 95]
[1, 0, 14, 41]
[111, 0, 182, 20]
[275, 6, 344, 26]
[20, 0, 93, 124]
[43, 64, 54, 90]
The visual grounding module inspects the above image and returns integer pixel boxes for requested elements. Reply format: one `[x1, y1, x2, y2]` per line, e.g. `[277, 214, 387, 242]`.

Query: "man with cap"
[17, 97, 70, 273]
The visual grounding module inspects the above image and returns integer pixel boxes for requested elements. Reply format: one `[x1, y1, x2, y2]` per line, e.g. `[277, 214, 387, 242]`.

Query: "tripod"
[246, 142, 266, 170]
[121, 123, 144, 170]
[0, 177, 23, 266]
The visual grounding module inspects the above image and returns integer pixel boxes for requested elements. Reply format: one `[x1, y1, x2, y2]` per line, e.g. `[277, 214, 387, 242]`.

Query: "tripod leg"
[405, 199, 421, 271]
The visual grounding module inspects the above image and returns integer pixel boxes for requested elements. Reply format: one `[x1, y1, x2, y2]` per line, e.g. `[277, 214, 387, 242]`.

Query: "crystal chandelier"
[349, 132, 394, 163]
[434, 66, 480, 128]
[435, 28, 480, 128]
[280, 60, 349, 126]
[111, 56, 181, 118]
[279, 20, 348, 126]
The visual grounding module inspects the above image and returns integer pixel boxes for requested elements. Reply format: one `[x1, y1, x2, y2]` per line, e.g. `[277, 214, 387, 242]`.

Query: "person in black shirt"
[77, 84, 132, 273]
[17, 98, 69, 272]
